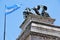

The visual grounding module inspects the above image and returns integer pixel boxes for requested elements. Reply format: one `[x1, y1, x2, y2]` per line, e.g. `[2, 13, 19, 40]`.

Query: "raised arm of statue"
[33, 5, 40, 15]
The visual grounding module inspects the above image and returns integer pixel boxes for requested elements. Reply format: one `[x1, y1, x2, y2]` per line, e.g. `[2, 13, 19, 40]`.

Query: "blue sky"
[0, 0, 60, 40]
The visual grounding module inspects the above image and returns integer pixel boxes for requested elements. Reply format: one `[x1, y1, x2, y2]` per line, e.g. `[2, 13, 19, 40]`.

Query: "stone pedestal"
[17, 14, 60, 40]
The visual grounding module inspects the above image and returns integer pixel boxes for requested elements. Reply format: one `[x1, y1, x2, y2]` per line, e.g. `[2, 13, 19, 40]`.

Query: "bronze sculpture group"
[23, 5, 50, 19]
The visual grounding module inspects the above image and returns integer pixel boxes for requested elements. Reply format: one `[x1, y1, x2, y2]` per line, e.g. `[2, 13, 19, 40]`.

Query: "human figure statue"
[23, 8, 33, 19]
[23, 5, 50, 19]
[41, 6, 50, 17]
[33, 5, 40, 15]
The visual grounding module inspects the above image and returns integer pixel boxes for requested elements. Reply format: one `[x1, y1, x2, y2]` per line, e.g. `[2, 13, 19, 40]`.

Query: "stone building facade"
[17, 14, 60, 40]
